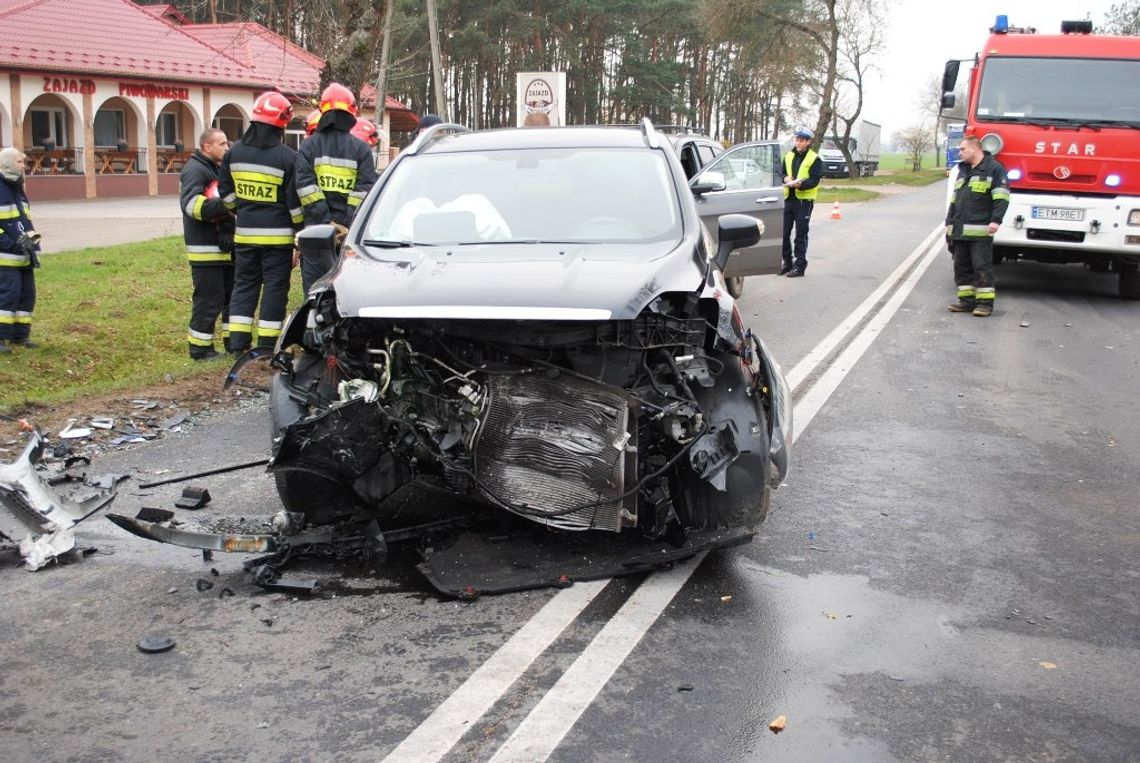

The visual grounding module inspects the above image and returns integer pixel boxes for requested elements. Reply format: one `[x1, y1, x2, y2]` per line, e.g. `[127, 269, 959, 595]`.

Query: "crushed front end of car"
[117, 124, 792, 596]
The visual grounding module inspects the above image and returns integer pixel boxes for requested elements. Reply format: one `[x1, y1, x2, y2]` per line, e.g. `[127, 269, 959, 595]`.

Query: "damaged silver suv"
[118, 121, 793, 596]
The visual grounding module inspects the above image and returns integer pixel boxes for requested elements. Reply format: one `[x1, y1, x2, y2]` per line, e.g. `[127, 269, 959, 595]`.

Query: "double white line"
[384, 223, 948, 763]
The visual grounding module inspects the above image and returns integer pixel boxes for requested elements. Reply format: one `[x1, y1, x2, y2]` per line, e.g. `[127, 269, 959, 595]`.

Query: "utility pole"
[425, 0, 446, 118]
[373, 0, 395, 160]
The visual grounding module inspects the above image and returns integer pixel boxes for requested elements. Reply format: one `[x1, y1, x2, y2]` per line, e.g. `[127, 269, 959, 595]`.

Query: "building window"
[213, 116, 244, 142]
[156, 112, 179, 148]
[94, 109, 125, 147]
[30, 108, 68, 147]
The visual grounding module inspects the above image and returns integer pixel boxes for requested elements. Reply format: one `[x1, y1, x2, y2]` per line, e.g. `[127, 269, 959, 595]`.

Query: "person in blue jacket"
[0, 147, 42, 352]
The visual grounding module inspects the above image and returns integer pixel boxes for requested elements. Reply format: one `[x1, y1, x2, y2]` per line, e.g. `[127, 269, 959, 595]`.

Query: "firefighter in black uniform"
[945, 134, 1010, 317]
[219, 91, 303, 352]
[295, 83, 378, 293]
[180, 128, 234, 359]
[0, 147, 40, 352]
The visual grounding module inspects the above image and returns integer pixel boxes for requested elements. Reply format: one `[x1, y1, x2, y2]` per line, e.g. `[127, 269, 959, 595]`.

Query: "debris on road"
[137, 635, 176, 654]
[174, 486, 211, 510]
[1019, 321, 1030, 328]
[0, 433, 120, 570]
[196, 578, 214, 592]
[136, 507, 174, 523]
[1039, 661, 1057, 669]
[768, 715, 787, 733]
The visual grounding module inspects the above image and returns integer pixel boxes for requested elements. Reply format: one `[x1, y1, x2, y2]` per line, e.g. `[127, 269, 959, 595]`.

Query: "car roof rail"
[653, 124, 701, 135]
[640, 117, 660, 149]
[406, 122, 472, 156]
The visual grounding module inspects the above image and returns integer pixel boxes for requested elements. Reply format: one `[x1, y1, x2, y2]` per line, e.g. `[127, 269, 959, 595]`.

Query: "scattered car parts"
[0, 433, 119, 570]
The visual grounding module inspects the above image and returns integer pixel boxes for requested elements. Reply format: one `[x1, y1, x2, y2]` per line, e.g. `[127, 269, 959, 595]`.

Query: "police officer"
[0, 148, 40, 352]
[295, 83, 377, 293]
[180, 128, 234, 359]
[780, 126, 822, 278]
[945, 135, 1009, 317]
[219, 91, 303, 353]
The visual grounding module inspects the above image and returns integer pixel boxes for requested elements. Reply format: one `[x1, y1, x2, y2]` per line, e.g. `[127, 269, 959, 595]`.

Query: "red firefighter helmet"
[251, 91, 293, 129]
[320, 83, 357, 116]
[304, 109, 321, 136]
[350, 118, 380, 147]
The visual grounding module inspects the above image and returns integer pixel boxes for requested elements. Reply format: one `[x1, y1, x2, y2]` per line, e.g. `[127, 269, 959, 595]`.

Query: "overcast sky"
[861, 0, 1118, 139]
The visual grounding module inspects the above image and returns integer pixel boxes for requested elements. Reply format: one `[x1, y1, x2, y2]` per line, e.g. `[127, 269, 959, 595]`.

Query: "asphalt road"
[2, 183, 1138, 762]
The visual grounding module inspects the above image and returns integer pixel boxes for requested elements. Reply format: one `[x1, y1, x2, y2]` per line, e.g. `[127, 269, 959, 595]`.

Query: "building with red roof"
[0, 0, 417, 200]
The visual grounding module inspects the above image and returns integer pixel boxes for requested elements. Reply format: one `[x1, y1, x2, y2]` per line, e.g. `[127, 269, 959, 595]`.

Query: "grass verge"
[815, 187, 881, 203]
[0, 236, 303, 413]
[825, 168, 948, 187]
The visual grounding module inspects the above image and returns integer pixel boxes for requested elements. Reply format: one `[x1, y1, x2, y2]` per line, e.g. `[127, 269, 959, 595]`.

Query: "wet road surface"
[1, 183, 1137, 762]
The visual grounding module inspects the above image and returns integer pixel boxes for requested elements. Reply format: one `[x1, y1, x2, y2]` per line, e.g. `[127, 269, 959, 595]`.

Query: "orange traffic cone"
[830, 200, 842, 220]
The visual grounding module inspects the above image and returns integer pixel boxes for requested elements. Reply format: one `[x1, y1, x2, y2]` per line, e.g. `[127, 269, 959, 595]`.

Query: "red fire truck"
[941, 16, 1140, 299]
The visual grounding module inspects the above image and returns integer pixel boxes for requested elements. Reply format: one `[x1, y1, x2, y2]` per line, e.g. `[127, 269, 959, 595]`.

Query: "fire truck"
[941, 15, 1140, 299]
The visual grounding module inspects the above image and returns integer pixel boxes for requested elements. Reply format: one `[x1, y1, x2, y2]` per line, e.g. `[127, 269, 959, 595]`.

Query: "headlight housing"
[980, 133, 1003, 156]
[1129, 209, 1140, 226]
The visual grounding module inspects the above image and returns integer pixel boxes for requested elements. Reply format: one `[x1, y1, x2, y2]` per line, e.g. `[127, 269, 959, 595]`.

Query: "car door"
[690, 141, 785, 277]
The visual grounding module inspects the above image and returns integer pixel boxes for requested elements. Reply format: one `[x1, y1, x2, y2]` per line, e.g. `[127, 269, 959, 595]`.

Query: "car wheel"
[1089, 256, 1111, 272]
[726, 276, 745, 298]
[269, 353, 361, 526]
[673, 351, 771, 530]
[992, 246, 1012, 265]
[1120, 266, 1140, 300]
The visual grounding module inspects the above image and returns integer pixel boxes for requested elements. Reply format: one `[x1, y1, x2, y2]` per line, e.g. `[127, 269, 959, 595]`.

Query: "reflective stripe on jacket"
[219, 135, 303, 248]
[945, 153, 1010, 240]
[783, 149, 820, 201]
[179, 151, 234, 265]
[296, 126, 377, 227]
[0, 177, 34, 268]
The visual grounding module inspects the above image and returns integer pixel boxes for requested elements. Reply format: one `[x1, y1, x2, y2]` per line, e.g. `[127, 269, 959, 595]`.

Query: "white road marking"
[793, 231, 945, 434]
[383, 225, 947, 762]
[484, 227, 948, 763]
[786, 223, 944, 391]
[380, 579, 608, 763]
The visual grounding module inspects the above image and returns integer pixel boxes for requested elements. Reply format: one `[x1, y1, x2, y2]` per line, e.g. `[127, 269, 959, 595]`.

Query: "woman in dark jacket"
[0, 147, 41, 352]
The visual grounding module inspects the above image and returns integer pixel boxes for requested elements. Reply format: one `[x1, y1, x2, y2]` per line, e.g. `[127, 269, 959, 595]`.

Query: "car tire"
[269, 353, 360, 526]
[726, 276, 745, 299]
[1120, 266, 1140, 300]
[673, 351, 771, 530]
[992, 246, 1010, 266]
[1089, 256, 1111, 272]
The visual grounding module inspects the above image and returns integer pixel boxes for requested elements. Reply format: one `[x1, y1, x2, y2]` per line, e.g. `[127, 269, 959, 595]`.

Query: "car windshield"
[976, 57, 1140, 124]
[362, 147, 681, 250]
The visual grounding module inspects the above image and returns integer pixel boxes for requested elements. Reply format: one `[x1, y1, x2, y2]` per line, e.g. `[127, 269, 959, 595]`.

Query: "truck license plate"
[1032, 206, 1084, 222]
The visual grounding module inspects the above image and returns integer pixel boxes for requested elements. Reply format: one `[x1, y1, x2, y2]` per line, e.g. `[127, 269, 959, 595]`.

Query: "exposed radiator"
[474, 374, 631, 531]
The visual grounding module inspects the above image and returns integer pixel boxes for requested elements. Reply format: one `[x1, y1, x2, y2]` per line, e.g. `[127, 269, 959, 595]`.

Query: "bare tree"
[829, 0, 885, 178]
[916, 73, 966, 167]
[896, 123, 933, 172]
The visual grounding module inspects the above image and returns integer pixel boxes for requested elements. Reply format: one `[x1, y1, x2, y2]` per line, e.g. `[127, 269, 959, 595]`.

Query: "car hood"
[332, 241, 705, 321]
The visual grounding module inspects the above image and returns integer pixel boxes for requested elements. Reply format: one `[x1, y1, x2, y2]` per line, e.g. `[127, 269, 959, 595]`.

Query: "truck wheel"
[1119, 266, 1140, 300]
[1089, 256, 1111, 272]
[726, 276, 744, 299]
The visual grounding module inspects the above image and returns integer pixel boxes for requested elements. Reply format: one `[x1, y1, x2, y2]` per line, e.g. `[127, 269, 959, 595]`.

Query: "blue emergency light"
[993, 14, 1009, 33]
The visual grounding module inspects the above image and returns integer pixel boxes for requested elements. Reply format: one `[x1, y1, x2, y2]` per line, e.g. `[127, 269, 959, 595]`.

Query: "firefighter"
[304, 109, 321, 138]
[0, 148, 40, 352]
[780, 126, 821, 278]
[219, 91, 303, 353]
[350, 117, 381, 148]
[945, 134, 1010, 317]
[180, 128, 234, 360]
[295, 83, 378, 293]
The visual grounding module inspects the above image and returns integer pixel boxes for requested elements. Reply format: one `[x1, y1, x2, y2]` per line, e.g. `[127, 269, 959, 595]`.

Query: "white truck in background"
[819, 120, 882, 177]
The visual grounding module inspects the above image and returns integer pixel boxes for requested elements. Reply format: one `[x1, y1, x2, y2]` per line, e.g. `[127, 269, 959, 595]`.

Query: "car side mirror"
[295, 224, 338, 256]
[941, 93, 957, 111]
[691, 170, 726, 196]
[714, 214, 761, 271]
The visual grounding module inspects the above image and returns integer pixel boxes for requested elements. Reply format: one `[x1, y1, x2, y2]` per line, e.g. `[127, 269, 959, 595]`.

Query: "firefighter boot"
[972, 303, 993, 317]
[947, 300, 975, 312]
